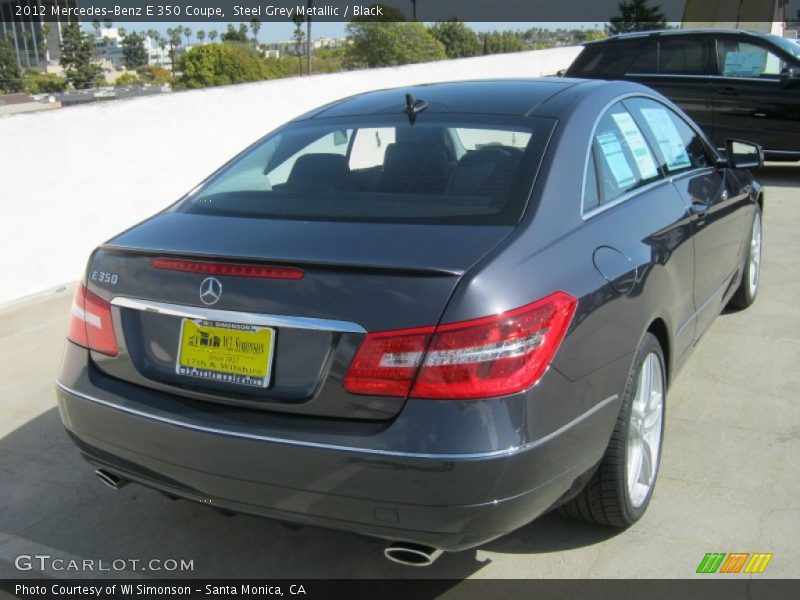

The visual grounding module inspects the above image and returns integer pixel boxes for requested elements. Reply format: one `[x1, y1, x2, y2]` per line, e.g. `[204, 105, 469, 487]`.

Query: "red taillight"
[67, 284, 118, 356]
[151, 258, 304, 280]
[343, 325, 434, 397]
[344, 292, 576, 399]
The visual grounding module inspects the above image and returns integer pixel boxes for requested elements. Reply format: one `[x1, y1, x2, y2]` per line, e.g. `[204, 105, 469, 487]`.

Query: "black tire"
[728, 206, 762, 310]
[561, 333, 666, 527]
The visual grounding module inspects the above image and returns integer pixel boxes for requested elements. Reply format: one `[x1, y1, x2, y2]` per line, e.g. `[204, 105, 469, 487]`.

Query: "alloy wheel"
[626, 352, 664, 509]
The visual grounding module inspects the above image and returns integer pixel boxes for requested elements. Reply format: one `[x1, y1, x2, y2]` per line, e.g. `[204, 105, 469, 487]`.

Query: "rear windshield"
[178, 115, 553, 226]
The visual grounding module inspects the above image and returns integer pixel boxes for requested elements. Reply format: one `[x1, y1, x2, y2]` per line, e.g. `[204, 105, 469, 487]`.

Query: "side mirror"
[724, 139, 764, 170]
[780, 66, 800, 88]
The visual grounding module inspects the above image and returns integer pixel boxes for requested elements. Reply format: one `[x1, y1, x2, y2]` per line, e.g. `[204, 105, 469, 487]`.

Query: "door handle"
[716, 86, 739, 96]
[690, 202, 710, 217]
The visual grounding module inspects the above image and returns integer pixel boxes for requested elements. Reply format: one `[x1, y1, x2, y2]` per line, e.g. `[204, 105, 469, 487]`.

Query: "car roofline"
[291, 78, 586, 120]
[584, 28, 769, 45]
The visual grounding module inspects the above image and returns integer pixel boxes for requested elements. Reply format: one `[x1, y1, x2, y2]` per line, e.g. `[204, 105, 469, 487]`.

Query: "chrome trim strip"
[55, 380, 618, 460]
[581, 178, 672, 221]
[110, 297, 366, 334]
[628, 72, 792, 84]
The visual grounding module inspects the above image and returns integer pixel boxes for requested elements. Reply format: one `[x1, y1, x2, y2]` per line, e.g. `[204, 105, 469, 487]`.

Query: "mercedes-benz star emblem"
[199, 277, 222, 306]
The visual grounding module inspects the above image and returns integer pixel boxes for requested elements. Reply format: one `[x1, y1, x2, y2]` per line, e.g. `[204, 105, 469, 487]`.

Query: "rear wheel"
[729, 207, 762, 310]
[561, 333, 665, 527]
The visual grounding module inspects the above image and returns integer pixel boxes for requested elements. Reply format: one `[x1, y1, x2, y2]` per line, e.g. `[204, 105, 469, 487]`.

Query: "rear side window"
[569, 42, 644, 77]
[626, 98, 710, 174]
[180, 116, 553, 226]
[628, 37, 710, 75]
[583, 102, 661, 212]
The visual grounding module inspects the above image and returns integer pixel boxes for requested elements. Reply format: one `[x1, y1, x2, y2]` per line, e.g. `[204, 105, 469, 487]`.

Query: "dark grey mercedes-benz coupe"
[56, 78, 764, 566]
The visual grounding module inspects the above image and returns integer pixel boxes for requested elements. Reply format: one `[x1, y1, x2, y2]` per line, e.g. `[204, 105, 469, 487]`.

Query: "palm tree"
[208, 30, 218, 43]
[250, 19, 261, 45]
[117, 28, 126, 39]
[196, 30, 206, 45]
[183, 27, 192, 48]
[168, 28, 182, 76]
[40, 23, 50, 62]
[158, 35, 167, 67]
[103, 18, 112, 30]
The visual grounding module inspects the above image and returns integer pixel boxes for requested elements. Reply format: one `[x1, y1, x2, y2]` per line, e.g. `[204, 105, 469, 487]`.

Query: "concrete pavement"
[0, 165, 798, 580]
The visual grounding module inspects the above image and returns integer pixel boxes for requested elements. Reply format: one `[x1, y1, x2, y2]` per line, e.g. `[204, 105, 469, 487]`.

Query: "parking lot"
[0, 164, 798, 580]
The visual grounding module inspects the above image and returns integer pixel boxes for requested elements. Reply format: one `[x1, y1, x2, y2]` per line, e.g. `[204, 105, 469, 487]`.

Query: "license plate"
[176, 319, 275, 388]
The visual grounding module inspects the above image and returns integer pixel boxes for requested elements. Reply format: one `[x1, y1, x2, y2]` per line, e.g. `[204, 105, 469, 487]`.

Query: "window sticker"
[723, 51, 763, 77]
[596, 131, 636, 187]
[640, 108, 692, 171]
[611, 112, 659, 180]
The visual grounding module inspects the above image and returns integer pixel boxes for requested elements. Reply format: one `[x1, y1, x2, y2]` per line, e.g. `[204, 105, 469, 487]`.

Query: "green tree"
[609, 0, 667, 34]
[23, 70, 67, 93]
[178, 43, 270, 89]
[196, 30, 206, 44]
[183, 27, 192, 47]
[292, 17, 306, 74]
[136, 64, 172, 84]
[0, 36, 23, 93]
[250, 19, 261, 44]
[121, 31, 147, 69]
[428, 20, 481, 58]
[60, 23, 103, 89]
[208, 30, 218, 43]
[344, 22, 445, 69]
[115, 72, 140, 86]
[481, 31, 526, 55]
[221, 24, 249, 44]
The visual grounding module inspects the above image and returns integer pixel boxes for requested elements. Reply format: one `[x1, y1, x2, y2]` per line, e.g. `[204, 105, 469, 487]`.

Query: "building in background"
[0, 0, 80, 69]
[262, 37, 345, 59]
[92, 26, 123, 70]
[682, 0, 789, 36]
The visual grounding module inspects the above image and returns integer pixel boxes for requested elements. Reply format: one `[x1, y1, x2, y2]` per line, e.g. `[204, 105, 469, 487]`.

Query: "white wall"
[0, 46, 581, 306]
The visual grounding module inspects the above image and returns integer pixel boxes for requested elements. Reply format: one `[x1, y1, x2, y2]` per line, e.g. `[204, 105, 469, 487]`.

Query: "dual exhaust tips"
[94, 468, 443, 566]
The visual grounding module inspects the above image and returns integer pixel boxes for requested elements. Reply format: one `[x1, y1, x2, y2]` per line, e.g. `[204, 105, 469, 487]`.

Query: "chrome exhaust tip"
[384, 543, 443, 567]
[94, 468, 128, 490]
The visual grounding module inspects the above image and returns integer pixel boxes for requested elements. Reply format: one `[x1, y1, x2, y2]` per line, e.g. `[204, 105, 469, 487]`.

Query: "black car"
[565, 29, 800, 160]
[56, 79, 764, 566]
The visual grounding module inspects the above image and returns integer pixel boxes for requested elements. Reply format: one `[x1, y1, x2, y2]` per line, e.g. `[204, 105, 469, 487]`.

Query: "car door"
[624, 35, 715, 136]
[711, 34, 800, 153]
[626, 97, 747, 339]
[583, 101, 696, 363]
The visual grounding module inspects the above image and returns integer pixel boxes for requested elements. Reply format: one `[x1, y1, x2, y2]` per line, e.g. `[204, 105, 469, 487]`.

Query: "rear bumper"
[56, 346, 625, 551]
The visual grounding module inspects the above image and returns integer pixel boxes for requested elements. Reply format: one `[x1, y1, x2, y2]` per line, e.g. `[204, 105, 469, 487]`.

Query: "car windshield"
[767, 34, 800, 60]
[178, 115, 553, 226]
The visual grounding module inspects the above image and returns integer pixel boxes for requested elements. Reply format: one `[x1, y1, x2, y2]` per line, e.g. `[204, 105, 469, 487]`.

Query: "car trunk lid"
[86, 213, 512, 420]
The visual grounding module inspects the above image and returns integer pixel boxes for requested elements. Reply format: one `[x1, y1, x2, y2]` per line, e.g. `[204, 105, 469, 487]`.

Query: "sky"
[86, 22, 607, 43]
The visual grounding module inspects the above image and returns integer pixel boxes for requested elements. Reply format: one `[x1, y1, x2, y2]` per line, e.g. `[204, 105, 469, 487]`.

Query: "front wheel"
[561, 333, 666, 527]
[729, 207, 762, 310]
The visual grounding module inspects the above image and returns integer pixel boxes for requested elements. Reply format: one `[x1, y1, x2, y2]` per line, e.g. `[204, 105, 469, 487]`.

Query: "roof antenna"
[404, 93, 428, 124]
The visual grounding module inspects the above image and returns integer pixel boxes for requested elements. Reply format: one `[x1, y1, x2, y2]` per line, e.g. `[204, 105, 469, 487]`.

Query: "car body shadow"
[754, 163, 800, 189]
